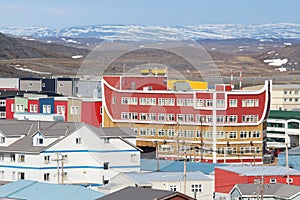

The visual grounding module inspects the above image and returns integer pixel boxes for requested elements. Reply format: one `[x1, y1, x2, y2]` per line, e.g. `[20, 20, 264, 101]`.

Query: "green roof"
[269, 110, 300, 120]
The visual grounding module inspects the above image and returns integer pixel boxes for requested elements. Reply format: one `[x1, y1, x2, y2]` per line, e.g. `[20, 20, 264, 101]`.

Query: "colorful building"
[215, 166, 300, 199]
[102, 75, 272, 164]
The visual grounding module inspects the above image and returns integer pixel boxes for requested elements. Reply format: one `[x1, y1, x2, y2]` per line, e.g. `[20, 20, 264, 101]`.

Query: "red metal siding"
[81, 101, 102, 127]
[215, 168, 248, 193]
[215, 168, 300, 194]
[5, 99, 14, 119]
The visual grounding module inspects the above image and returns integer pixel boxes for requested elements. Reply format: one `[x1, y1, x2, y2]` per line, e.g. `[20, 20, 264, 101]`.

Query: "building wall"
[54, 100, 68, 121]
[5, 99, 14, 119]
[28, 99, 40, 113]
[81, 101, 102, 127]
[39, 98, 54, 114]
[77, 80, 101, 98]
[42, 79, 56, 93]
[67, 98, 82, 122]
[56, 80, 74, 96]
[14, 97, 28, 113]
[19, 79, 42, 92]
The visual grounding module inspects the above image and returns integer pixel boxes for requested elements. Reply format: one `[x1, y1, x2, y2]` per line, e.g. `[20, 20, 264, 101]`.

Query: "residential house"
[98, 171, 212, 200]
[230, 183, 300, 200]
[97, 186, 195, 200]
[0, 120, 140, 186]
[215, 166, 300, 199]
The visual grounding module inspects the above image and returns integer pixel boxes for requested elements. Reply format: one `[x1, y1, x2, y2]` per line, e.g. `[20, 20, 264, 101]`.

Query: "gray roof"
[233, 183, 300, 198]
[218, 165, 300, 176]
[96, 186, 189, 200]
[0, 121, 138, 154]
[0, 121, 81, 154]
[87, 126, 137, 138]
[273, 84, 300, 89]
[122, 171, 211, 186]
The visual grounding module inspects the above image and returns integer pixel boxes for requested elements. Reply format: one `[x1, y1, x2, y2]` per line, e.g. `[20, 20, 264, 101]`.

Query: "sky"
[0, 0, 299, 28]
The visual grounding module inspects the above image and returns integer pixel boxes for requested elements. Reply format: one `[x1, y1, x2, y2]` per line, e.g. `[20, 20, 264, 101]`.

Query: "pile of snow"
[284, 42, 292, 46]
[264, 58, 288, 66]
[71, 55, 83, 59]
[14, 66, 51, 75]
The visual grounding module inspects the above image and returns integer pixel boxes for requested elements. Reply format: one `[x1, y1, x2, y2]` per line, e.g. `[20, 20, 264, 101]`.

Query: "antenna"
[239, 67, 242, 90]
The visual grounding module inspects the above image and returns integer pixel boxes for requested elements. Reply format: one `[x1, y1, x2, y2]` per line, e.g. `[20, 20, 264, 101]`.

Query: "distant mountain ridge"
[1, 23, 300, 41]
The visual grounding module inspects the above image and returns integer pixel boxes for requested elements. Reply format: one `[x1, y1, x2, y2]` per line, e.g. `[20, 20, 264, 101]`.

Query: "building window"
[158, 113, 165, 121]
[63, 172, 68, 181]
[130, 154, 137, 162]
[191, 184, 202, 193]
[0, 171, 4, 179]
[11, 104, 15, 112]
[18, 172, 25, 180]
[229, 131, 237, 138]
[104, 138, 110, 144]
[0, 154, 4, 161]
[10, 154, 15, 162]
[229, 115, 237, 123]
[229, 99, 237, 107]
[18, 155, 25, 163]
[62, 155, 68, 163]
[44, 155, 50, 164]
[240, 131, 247, 138]
[57, 105, 65, 114]
[0, 100, 5, 106]
[112, 97, 116, 104]
[158, 129, 165, 136]
[75, 137, 81, 144]
[0, 137, 5, 143]
[287, 178, 293, 183]
[37, 138, 44, 145]
[170, 185, 177, 191]
[104, 162, 109, 170]
[44, 173, 50, 181]
[252, 131, 260, 138]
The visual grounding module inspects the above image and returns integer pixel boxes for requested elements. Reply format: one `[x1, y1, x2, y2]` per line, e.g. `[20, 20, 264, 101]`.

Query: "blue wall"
[39, 98, 54, 114]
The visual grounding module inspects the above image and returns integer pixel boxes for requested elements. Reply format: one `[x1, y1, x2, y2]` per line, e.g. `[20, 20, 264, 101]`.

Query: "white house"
[98, 171, 213, 200]
[0, 120, 140, 187]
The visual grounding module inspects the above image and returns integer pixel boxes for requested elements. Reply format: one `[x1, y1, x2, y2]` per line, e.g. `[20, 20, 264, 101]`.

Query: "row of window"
[137, 128, 260, 139]
[284, 90, 299, 95]
[11, 104, 80, 115]
[159, 145, 260, 155]
[0, 100, 5, 107]
[122, 112, 259, 124]
[169, 184, 202, 193]
[117, 97, 260, 108]
[0, 112, 5, 119]
[0, 154, 25, 162]
[284, 98, 299, 103]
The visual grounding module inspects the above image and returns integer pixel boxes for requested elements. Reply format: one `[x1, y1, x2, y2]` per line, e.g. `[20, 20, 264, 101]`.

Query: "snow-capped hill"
[1, 23, 300, 41]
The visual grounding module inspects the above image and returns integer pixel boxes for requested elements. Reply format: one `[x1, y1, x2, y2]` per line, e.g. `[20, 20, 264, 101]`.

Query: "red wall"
[28, 99, 39, 113]
[54, 100, 68, 121]
[215, 168, 300, 194]
[5, 99, 14, 119]
[81, 101, 102, 127]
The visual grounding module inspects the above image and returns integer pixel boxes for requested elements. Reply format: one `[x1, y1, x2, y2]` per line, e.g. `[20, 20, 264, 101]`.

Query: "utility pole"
[183, 151, 187, 195]
[286, 143, 290, 184]
[61, 155, 65, 184]
[155, 141, 160, 171]
[53, 153, 60, 184]
[260, 174, 264, 200]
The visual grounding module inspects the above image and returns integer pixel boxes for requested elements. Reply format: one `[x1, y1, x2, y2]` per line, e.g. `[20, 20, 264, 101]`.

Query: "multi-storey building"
[245, 84, 300, 111]
[102, 75, 272, 164]
[0, 120, 140, 186]
[267, 110, 300, 148]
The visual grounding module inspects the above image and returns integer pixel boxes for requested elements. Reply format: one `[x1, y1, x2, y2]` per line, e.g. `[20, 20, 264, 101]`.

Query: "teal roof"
[141, 159, 226, 174]
[268, 110, 300, 120]
[0, 180, 104, 200]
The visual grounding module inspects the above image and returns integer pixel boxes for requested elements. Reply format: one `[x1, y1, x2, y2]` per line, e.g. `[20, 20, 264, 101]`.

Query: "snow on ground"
[284, 42, 292, 46]
[264, 58, 288, 66]
[14, 66, 51, 74]
[71, 55, 83, 59]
